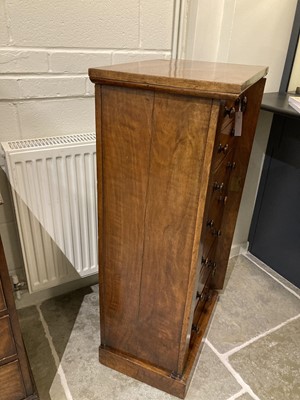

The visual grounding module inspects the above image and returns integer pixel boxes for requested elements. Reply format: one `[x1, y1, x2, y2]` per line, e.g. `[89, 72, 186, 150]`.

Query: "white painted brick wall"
[0, 103, 20, 140]
[17, 98, 95, 138]
[7, 0, 140, 48]
[0, 1, 9, 45]
[0, 50, 49, 73]
[140, 0, 174, 49]
[1, 79, 21, 100]
[49, 51, 113, 74]
[0, 0, 175, 275]
[19, 77, 87, 99]
[112, 50, 170, 65]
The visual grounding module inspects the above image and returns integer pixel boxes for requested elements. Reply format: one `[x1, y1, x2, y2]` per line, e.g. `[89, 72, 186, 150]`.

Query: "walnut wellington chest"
[89, 59, 267, 398]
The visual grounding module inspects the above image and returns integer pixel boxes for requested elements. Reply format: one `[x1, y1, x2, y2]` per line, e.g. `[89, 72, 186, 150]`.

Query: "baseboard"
[15, 273, 98, 309]
[229, 241, 249, 258]
[98, 291, 219, 399]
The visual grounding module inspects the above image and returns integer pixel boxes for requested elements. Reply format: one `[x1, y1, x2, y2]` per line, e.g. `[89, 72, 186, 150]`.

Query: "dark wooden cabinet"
[0, 236, 38, 400]
[89, 59, 267, 398]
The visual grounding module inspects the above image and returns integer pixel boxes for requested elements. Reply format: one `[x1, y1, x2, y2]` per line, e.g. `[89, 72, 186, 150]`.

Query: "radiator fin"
[3, 133, 96, 151]
[2, 133, 98, 292]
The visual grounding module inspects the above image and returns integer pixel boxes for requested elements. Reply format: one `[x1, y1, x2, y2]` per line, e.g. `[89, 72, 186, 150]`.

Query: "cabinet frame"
[89, 60, 267, 398]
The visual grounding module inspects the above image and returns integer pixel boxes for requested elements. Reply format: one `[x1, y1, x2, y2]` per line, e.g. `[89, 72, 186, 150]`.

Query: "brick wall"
[0, 0, 175, 276]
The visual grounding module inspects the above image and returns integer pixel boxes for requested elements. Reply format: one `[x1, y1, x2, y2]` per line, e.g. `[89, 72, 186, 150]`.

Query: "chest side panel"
[99, 86, 213, 371]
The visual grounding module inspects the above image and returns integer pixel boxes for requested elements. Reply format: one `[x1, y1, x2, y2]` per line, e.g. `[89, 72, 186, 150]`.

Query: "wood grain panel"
[0, 315, 17, 361]
[100, 86, 153, 349]
[99, 87, 214, 372]
[0, 361, 26, 400]
[0, 281, 6, 312]
[138, 93, 212, 371]
[89, 59, 268, 98]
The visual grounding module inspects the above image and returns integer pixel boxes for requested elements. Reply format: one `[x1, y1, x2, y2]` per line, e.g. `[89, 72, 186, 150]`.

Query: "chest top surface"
[89, 59, 268, 98]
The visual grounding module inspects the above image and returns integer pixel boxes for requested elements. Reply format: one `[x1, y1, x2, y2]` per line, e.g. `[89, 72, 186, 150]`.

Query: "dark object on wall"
[249, 113, 300, 288]
[249, 0, 300, 289]
[89, 59, 267, 398]
[280, 0, 300, 93]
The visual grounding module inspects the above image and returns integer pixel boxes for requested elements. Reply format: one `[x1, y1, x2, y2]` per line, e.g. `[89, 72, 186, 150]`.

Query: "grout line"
[223, 313, 300, 358]
[244, 253, 300, 300]
[36, 304, 73, 400]
[226, 388, 247, 400]
[205, 339, 261, 400]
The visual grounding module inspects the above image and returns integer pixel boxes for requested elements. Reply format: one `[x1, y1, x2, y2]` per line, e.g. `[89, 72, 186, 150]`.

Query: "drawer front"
[213, 98, 239, 172]
[198, 242, 217, 297]
[197, 262, 214, 299]
[190, 283, 212, 347]
[0, 315, 17, 362]
[207, 157, 233, 222]
[220, 99, 236, 131]
[202, 155, 234, 256]
[0, 281, 6, 312]
[213, 131, 236, 172]
[0, 360, 26, 400]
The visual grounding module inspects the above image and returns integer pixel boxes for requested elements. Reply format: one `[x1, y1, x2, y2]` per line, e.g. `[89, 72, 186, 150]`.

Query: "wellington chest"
[89, 59, 267, 398]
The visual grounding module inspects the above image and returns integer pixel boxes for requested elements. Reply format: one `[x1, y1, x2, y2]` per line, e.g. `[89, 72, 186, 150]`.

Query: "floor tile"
[58, 288, 174, 400]
[235, 394, 253, 400]
[18, 306, 67, 400]
[246, 253, 300, 297]
[19, 255, 300, 400]
[229, 318, 300, 400]
[187, 345, 241, 400]
[40, 286, 94, 360]
[46, 287, 241, 400]
[208, 255, 300, 353]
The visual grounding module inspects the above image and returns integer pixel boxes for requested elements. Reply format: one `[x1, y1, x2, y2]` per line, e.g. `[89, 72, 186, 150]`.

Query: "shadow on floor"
[18, 286, 94, 400]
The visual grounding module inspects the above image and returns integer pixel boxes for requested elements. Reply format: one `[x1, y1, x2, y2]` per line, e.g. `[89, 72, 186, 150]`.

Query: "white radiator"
[1, 133, 98, 293]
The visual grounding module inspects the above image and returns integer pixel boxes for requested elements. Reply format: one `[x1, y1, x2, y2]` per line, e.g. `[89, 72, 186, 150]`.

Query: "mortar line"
[0, 46, 171, 52]
[36, 304, 73, 400]
[3, 0, 13, 45]
[226, 388, 248, 400]
[244, 253, 300, 300]
[205, 339, 261, 400]
[138, 0, 142, 48]
[223, 313, 300, 358]
[0, 95, 93, 103]
[0, 73, 88, 78]
[13, 102, 23, 138]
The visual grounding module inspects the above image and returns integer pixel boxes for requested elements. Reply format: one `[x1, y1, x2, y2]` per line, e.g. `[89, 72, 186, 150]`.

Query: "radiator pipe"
[12, 274, 22, 300]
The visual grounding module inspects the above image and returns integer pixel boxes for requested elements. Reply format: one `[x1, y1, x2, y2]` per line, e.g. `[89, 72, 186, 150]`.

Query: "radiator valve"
[12, 274, 26, 300]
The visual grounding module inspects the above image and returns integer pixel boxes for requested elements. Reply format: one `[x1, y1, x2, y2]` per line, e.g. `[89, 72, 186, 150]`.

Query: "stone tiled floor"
[17, 254, 300, 400]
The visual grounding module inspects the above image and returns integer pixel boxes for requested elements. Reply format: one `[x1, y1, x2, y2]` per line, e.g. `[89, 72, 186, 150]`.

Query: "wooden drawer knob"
[218, 143, 229, 154]
[226, 161, 236, 170]
[206, 219, 214, 228]
[224, 106, 236, 118]
[218, 195, 228, 204]
[192, 324, 200, 333]
[213, 182, 224, 192]
[212, 229, 221, 237]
